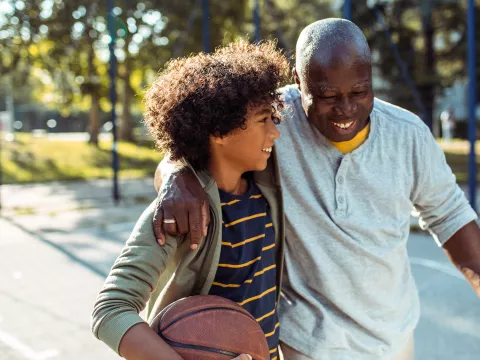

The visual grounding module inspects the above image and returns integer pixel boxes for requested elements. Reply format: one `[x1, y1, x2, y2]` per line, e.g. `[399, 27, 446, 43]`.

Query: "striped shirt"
[209, 178, 280, 360]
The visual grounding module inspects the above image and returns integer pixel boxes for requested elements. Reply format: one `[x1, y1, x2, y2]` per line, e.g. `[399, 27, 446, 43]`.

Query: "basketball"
[150, 295, 271, 360]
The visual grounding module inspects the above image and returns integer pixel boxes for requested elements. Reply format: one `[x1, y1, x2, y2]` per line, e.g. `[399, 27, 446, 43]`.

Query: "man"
[153, 19, 480, 360]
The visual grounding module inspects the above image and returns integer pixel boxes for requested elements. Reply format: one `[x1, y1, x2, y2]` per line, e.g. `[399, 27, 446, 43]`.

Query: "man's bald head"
[295, 18, 371, 80]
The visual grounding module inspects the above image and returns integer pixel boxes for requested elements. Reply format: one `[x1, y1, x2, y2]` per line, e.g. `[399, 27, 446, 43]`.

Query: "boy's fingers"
[231, 355, 252, 360]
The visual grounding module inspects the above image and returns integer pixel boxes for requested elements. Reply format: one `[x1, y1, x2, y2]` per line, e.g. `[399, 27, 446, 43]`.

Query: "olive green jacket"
[91, 156, 285, 354]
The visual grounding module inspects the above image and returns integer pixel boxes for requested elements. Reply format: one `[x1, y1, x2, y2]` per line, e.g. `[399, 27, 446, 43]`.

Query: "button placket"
[335, 157, 349, 212]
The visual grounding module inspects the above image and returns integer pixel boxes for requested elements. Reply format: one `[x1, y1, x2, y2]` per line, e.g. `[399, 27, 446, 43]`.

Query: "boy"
[92, 40, 289, 360]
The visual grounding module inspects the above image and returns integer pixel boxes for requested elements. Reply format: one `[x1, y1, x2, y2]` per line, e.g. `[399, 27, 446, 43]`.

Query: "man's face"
[295, 58, 374, 142]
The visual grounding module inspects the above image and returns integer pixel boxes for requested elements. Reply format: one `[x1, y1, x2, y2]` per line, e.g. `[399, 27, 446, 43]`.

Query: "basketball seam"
[160, 336, 241, 358]
[159, 306, 257, 333]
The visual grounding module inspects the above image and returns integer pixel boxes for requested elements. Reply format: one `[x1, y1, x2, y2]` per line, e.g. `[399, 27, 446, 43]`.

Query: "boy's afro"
[143, 40, 290, 169]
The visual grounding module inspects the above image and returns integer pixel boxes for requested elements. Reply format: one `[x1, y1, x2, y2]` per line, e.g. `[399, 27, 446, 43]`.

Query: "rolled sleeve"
[412, 129, 477, 246]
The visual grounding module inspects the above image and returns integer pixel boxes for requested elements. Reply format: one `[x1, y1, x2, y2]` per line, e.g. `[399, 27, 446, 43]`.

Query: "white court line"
[409, 257, 465, 280]
[0, 328, 59, 360]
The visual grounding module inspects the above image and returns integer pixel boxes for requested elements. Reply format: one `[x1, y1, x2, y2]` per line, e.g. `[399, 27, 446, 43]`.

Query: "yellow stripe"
[214, 264, 276, 288]
[265, 223, 273, 228]
[224, 212, 266, 228]
[262, 243, 275, 252]
[218, 256, 261, 269]
[270, 348, 278, 354]
[254, 264, 276, 277]
[256, 309, 276, 322]
[244, 264, 276, 284]
[221, 234, 265, 248]
[265, 322, 280, 338]
[250, 194, 263, 199]
[272, 357, 278, 360]
[211, 282, 241, 288]
[221, 199, 241, 206]
[237, 286, 276, 306]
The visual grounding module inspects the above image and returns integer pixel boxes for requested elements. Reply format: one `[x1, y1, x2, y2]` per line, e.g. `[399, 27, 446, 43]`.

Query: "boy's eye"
[259, 117, 268, 123]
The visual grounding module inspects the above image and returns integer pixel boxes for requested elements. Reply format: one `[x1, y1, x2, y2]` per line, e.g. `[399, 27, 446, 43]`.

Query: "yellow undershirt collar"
[330, 122, 371, 154]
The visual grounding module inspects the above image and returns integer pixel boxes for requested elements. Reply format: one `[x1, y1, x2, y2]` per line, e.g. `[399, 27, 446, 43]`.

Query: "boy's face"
[215, 103, 280, 173]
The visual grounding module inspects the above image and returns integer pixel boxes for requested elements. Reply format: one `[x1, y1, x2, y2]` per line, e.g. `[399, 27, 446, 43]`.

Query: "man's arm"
[153, 156, 210, 248]
[411, 125, 479, 296]
[443, 221, 480, 296]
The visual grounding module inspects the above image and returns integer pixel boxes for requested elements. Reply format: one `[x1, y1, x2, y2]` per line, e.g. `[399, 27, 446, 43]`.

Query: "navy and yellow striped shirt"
[209, 179, 280, 360]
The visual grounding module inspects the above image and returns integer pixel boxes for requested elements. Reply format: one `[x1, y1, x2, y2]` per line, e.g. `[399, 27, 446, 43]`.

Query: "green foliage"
[2, 133, 161, 184]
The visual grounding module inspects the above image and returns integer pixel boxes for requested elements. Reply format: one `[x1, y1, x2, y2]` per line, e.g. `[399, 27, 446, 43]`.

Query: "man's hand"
[153, 165, 211, 250]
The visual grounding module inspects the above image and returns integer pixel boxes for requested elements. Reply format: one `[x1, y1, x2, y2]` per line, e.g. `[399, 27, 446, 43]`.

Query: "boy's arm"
[119, 323, 183, 360]
[119, 323, 252, 360]
[91, 201, 182, 354]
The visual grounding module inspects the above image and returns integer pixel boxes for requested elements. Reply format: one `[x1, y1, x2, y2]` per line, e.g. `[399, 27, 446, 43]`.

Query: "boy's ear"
[211, 136, 225, 145]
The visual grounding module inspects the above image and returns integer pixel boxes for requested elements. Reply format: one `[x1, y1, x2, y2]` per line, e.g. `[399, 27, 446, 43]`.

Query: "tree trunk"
[88, 92, 101, 146]
[421, 2, 435, 134]
[86, 44, 101, 146]
[119, 74, 135, 142]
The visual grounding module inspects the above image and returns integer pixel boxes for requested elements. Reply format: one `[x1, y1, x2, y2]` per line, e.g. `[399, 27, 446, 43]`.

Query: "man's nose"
[334, 96, 357, 116]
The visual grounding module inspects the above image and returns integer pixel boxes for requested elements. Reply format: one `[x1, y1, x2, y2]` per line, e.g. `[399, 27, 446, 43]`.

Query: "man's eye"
[352, 91, 366, 96]
[319, 96, 336, 100]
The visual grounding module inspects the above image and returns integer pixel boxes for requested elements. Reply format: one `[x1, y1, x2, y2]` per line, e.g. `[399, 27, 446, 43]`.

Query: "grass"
[0, 134, 478, 185]
[2, 133, 163, 184]
[439, 139, 480, 183]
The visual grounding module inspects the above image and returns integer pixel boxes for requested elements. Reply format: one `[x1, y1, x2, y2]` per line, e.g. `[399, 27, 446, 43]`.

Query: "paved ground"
[0, 179, 479, 359]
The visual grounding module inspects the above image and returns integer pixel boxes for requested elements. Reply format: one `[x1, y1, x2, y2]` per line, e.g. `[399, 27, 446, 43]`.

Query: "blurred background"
[0, 1, 479, 359]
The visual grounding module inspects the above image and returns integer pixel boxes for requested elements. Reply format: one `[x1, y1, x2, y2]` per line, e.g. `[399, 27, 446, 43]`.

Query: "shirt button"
[337, 176, 344, 184]
[338, 196, 344, 203]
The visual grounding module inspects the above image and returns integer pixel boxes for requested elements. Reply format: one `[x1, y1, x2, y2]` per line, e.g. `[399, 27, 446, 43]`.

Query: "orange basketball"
[150, 295, 270, 360]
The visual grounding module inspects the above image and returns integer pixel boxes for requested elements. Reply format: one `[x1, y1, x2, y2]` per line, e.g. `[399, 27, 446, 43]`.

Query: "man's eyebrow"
[352, 80, 371, 88]
[312, 80, 371, 92]
[314, 85, 338, 92]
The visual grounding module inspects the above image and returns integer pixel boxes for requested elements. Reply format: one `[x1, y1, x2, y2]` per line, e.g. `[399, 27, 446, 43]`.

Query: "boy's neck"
[207, 159, 248, 195]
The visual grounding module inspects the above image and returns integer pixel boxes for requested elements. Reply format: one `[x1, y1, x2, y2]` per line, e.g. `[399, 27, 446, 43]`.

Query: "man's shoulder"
[373, 97, 429, 135]
[278, 84, 301, 104]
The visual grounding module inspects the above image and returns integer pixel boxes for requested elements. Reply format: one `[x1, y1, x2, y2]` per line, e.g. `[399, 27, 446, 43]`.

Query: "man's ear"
[292, 67, 301, 86]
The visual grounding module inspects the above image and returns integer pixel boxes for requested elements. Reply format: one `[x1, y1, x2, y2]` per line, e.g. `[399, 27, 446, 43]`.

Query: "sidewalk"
[1, 178, 479, 359]
[1, 177, 156, 212]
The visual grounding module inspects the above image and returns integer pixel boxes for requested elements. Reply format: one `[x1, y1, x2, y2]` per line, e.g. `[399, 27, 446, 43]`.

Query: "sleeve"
[411, 128, 477, 246]
[91, 200, 182, 354]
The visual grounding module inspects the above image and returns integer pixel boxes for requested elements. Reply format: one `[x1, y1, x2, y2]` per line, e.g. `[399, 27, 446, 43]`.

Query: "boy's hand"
[231, 355, 252, 360]
[153, 166, 210, 250]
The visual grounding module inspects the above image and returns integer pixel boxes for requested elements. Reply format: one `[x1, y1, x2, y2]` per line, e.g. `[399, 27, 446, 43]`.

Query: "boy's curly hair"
[143, 40, 290, 169]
